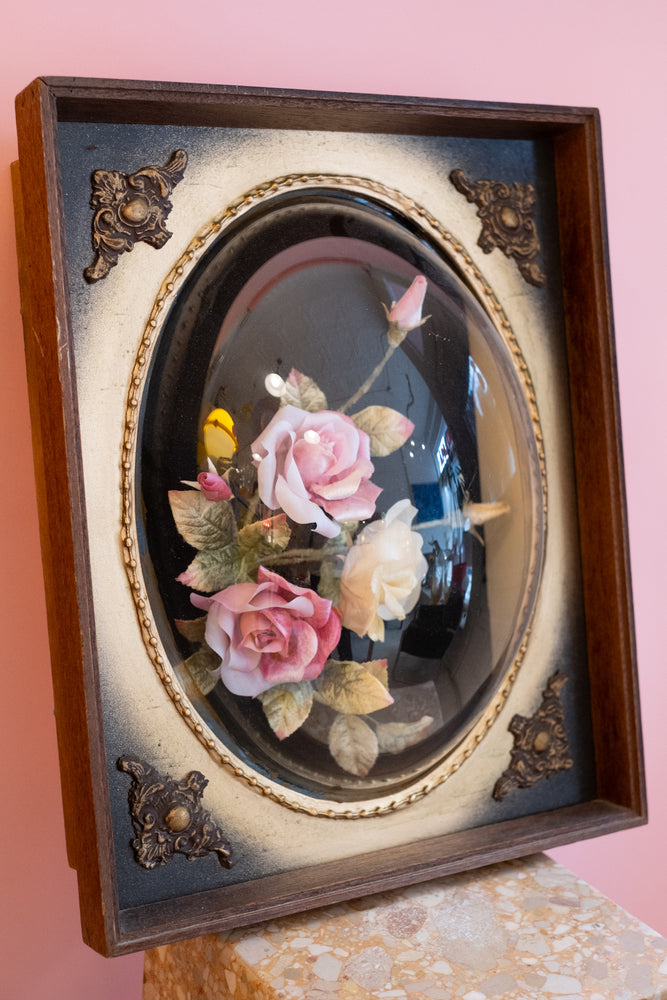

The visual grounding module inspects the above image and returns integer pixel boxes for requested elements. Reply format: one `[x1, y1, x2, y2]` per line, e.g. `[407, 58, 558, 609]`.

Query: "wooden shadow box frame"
[13, 77, 644, 956]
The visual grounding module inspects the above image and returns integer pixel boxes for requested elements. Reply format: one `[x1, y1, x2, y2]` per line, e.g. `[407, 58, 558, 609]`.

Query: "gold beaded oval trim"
[120, 173, 547, 819]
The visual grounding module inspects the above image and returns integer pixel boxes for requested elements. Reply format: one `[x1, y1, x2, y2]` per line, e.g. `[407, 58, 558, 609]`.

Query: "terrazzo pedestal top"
[143, 854, 667, 999]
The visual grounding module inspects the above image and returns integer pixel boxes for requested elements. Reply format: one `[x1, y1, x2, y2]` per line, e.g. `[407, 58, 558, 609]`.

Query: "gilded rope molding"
[119, 173, 547, 818]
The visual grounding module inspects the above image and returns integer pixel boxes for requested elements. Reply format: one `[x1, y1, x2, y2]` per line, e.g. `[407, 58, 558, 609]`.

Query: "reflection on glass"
[202, 407, 237, 465]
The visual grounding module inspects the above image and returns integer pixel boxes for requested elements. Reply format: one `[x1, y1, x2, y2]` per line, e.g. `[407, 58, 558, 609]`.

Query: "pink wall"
[2, 2, 665, 996]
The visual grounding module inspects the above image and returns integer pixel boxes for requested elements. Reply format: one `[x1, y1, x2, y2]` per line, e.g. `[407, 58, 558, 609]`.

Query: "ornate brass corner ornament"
[492, 671, 572, 801]
[84, 150, 188, 283]
[117, 756, 231, 870]
[450, 169, 545, 287]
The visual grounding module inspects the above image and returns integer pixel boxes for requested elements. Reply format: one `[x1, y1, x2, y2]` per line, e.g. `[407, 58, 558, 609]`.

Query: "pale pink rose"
[251, 405, 381, 538]
[338, 500, 427, 642]
[388, 275, 428, 344]
[197, 471, 233, 502]
[191, 566, 341, 697]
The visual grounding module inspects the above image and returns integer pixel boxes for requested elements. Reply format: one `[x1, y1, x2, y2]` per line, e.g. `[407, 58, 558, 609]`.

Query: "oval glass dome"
[136, 180, 545, 809]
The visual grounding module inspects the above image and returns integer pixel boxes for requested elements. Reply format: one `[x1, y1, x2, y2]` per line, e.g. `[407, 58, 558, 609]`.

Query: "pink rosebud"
[197, 471, 232, 502]
[387, 275, 428, 345]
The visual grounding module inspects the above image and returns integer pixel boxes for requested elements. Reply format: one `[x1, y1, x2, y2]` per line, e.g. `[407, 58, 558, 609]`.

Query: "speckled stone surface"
[143, 854, 667, 999]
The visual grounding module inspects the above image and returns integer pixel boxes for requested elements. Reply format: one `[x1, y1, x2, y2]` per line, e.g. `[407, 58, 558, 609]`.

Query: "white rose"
[338, 499, 427, 642]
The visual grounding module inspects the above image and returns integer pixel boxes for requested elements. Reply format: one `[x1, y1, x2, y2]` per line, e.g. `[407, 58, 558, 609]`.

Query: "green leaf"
[174, 617, 207, 644]
[375, 715, 434, 754]
[328, 714, 379, 777]
[350, 406, 414, 457]
[364, 659, 390, 691]
[316, 528, 353, 604]
[258, 682, 314, 740]
[237, 514, 291, 575]
[177, 544, 240, 592]
[169, 490, 237, 551]
[317, 555, 342, 604]
[463, 500, 511, 525]
[184, 647, 220, 696]
[316, 660, 393, 715]
[280, 368, 328, 412]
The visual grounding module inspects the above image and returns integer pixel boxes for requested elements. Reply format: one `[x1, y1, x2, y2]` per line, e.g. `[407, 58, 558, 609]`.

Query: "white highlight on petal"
[303, 429, 321, 444]
[264, 372, 286, 397]
[252, 452, 263, 462]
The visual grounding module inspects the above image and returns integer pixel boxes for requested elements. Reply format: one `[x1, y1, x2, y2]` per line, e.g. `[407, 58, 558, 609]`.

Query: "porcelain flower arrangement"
[169, 275, 435, 777]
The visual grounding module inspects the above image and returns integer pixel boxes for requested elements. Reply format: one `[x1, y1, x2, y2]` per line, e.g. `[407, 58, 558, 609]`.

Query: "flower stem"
[416, 513, 468, 531]
[339, 342, 397, 414]
[262, 548, 330, 566]
[242, 491, 261, 527]
[417, 502, 510, 533]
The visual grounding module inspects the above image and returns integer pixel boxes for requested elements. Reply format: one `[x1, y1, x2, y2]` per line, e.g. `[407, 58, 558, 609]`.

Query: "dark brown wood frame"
[13, 77, 645, 956]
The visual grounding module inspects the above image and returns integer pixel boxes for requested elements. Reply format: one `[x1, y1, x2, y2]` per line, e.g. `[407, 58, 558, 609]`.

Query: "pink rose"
[251, 405, 381, 538]
[387, 275, 427, 345]
[191, 566, 341, 697]
[197, 471, 233, 502]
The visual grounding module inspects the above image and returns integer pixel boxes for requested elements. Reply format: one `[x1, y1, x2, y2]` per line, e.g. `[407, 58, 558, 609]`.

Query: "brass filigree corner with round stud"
[84, 149, 188, 283]
[117, 756, 232, 870]
[450, 168, 546, 288]
[492, 671, 573, 801]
